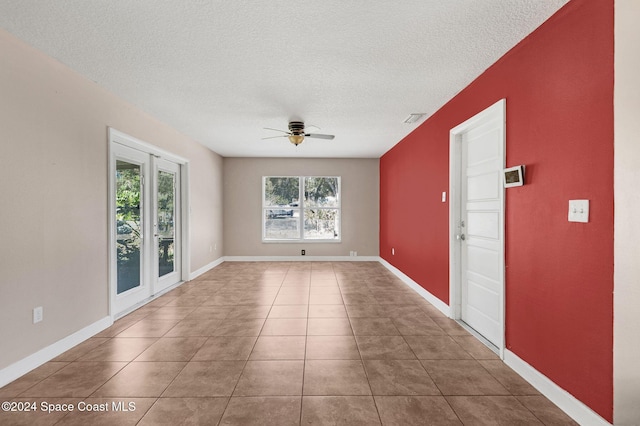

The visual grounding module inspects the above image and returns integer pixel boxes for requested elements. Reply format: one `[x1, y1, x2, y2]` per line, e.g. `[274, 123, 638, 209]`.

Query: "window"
[263, 176, 341, 242]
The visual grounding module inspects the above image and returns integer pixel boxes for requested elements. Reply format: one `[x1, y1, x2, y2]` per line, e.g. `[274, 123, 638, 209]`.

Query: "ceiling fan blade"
[261, 135, 288, 140]
[263, 127, 290, 135]
[305, 133, 335, 140]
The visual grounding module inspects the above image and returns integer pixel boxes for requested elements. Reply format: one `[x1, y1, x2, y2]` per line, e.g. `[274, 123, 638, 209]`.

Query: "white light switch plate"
[568, 200, 589, 223]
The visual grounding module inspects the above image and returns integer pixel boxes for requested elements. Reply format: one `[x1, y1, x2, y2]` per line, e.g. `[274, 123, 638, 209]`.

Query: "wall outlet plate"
[33, 306, 43, 324]
[568, 199, 589, 223]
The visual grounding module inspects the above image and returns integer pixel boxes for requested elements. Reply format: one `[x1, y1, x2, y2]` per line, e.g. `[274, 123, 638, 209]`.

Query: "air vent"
[403, 113, 427, 124]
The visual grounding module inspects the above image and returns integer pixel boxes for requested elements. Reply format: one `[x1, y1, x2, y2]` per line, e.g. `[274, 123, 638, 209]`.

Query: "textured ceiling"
[0, 1, 568, 158]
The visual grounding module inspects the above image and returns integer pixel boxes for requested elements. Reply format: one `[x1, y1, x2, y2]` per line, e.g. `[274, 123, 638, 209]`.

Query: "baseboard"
[504, 350, 612, 426]
[189, 256, 225, 280]
[223, 255, 380, 262]
[0, 316, 112, 388]
[378, 258, 451, 317]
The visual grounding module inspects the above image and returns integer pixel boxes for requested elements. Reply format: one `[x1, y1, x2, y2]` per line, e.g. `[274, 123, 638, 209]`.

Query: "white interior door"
[450, 100, 505, 352]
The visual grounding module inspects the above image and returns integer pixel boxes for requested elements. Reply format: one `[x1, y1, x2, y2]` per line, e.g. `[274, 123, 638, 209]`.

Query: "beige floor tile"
[350, 318, 400, 335]
[79, 338, 158, 362]
[307, 318, 353, 336]
[479, 360, 541, 395]
[364, 360, 440, 396]
[134, 337, 207, 361]
[355, 336, 416, 360]
[374, 396, 462, 426]
[191, 336, 257, 361]
[308, 304, 347, 318]
[302, 396, 381, 425]
[516, 396, 579, 425]
[404, 335, 473, 360]
[116, 319, 181, 338]
[268, 305, 308, 318]
[213, 318, 266, 336]
[303, 360, 371, 396]
[51, 338, 110, 362]
[163, 361, 244, 397]
[250, 336, 306, 360]
[163, 319, 222, 336]
[260, 318, 308, 335]
[21, 362, 126, 398]
[0, 362, 70, 398]
[306, 336, 360, 360]
[421, 360, 509, 396]
[447, 395, 543, 425]
[220, 396, 301, 426]
[391, 315, 446, 335]
[92, 362, 185, 397]
[234, 361, 304, 396]
[226, 305, 271, 319]
[138, 397, 228, 426]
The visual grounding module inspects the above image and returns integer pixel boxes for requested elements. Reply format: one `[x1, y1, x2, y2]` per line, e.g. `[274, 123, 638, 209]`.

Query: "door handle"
[456, 234, 466, 241]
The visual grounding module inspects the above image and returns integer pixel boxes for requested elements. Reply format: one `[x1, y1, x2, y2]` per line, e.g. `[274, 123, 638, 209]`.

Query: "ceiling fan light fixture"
[288, 134, 305, 145]
[403, 113, 427, 124]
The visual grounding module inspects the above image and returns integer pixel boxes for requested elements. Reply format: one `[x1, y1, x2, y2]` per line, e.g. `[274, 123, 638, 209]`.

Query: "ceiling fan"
[263, 121, 335, 146]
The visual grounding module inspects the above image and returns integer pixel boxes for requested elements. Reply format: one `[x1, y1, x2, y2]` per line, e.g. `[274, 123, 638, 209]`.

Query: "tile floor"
[0, 262, 578, 425]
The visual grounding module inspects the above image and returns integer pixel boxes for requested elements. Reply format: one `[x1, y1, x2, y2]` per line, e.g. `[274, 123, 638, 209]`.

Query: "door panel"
[112, 144, 152, 314]
[458, 102, 505, 349]
[155, 158, 181, 292]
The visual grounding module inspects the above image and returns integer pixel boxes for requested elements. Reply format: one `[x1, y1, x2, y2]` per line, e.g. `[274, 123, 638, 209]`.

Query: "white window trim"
[262, 176, 342, 243]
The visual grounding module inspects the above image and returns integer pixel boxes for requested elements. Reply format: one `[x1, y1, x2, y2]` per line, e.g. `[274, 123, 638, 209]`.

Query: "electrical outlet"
[301, 249, 305, 256]
[33, 306, 43, 324]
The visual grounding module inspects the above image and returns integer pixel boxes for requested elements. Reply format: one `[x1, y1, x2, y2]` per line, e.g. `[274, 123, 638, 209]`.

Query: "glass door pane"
[157, 170, 175, 278]
[116, 160, 142, 294]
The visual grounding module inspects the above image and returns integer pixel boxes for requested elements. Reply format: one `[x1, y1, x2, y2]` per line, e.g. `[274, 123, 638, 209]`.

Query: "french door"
[110, 131, 185, 316]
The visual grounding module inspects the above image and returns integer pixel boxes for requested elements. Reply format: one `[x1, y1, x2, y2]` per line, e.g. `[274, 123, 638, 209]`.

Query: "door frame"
[448, 99, 506, 358]
[108, 128, 191, 318]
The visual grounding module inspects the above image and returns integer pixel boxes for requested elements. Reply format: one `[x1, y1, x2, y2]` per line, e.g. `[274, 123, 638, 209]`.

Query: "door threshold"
[455, 319, 501, 357]
[113, 280, 186, 320]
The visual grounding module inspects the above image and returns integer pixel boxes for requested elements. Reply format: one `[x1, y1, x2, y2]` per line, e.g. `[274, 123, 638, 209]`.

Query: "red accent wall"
[380, 0, 613, 421]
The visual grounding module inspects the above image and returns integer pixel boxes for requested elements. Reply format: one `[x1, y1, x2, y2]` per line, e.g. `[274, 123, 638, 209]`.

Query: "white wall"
[0, 30, 223, 370]
[223, 157, 379, 257]
[614, 1, 640, 424]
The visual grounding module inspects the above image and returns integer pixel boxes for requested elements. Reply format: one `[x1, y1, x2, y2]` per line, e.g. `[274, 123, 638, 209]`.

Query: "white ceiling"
[0, 1, 568, 158]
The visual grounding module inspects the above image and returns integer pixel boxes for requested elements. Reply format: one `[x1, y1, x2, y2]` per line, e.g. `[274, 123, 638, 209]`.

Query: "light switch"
[568, 200, 589, 223]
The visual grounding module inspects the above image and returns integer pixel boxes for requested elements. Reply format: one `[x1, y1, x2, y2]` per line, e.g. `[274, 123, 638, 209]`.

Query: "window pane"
[264, 209, 300, 239]
[304, 208, 339, 240]
[157, 170, 175, 278]
[116, 160, 142, 294]
[264, 177, 299, 207]
[304, 177, 339, 207]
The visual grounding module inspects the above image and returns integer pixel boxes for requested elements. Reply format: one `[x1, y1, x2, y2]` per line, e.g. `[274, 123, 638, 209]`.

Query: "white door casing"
[449, 99, 506, 356]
